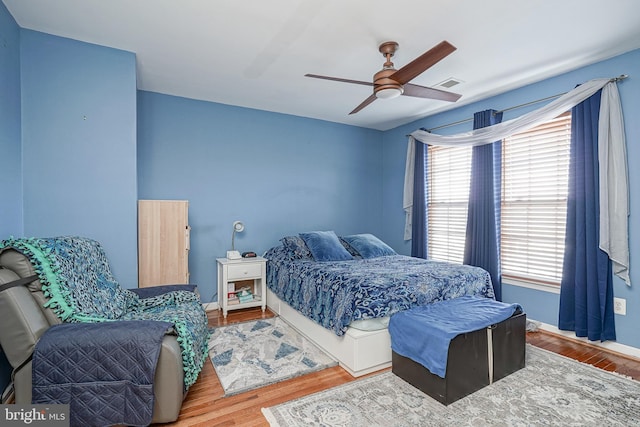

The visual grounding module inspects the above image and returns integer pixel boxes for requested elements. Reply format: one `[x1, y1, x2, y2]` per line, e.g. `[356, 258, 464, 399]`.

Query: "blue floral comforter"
[265, 245, 495, 336]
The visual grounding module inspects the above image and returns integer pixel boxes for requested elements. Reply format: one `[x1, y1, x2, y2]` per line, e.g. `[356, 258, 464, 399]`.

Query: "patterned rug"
[262, 345, 640, 426]
[209, 317, 337, 395]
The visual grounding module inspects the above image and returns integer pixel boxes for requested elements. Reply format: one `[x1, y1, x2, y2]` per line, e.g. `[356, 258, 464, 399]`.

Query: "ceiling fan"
[305, 40, 462, 114]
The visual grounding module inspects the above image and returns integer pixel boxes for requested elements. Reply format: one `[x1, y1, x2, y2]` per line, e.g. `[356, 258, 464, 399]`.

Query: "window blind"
[501, 113, 571, 284]
[427, 145, 471, 264]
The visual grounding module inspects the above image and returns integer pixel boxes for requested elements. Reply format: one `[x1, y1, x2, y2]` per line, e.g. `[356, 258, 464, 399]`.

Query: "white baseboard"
[533, 320, 640, 359]
[203, 302, 219, 312]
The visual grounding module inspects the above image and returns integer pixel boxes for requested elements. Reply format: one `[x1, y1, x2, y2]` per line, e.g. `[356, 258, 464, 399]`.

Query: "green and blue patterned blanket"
[0, 236, 210, 388]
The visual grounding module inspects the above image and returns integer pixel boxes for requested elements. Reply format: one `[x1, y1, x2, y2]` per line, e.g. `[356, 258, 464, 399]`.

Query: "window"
[427, 145, 472, 264]
[427, 113, 571, 285]
[501, 113, 571, 284]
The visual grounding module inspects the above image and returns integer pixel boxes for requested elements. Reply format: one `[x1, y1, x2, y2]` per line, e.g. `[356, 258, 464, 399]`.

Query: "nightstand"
[216, 256, 267, 318]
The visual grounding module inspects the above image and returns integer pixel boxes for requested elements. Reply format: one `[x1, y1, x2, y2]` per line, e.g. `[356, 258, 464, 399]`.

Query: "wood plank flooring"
[161, 307, 640, 426]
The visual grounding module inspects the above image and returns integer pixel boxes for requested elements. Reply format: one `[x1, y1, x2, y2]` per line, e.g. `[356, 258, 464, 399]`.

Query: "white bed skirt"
[266, 288, 391, 377]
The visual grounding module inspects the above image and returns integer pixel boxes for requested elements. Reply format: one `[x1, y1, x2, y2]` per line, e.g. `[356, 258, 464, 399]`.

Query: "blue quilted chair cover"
[0, 236, 210, 388]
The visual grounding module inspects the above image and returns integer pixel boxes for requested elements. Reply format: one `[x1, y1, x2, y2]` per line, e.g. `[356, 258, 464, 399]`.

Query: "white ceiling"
[5, 0, 640, 131]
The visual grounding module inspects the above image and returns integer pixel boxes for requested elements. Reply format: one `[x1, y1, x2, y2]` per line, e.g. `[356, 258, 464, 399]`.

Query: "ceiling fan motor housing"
[374, 67, 404, 98]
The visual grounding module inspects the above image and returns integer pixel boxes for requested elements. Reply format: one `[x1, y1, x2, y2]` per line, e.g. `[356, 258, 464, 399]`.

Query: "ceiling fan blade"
[403, 83, 462, 102]
[305, 74, 373, 87]
[389, 41, 457, 85]
[349, 94, 377, 115]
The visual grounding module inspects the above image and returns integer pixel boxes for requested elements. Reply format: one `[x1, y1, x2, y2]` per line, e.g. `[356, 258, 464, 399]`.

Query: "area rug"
[262, 345, 640, 426]
[209, 317, 337, 395]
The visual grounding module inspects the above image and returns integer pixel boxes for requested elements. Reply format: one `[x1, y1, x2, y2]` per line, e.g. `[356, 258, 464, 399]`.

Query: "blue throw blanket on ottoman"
[389, 296, 522, 378]
[0, 236, 210, 423]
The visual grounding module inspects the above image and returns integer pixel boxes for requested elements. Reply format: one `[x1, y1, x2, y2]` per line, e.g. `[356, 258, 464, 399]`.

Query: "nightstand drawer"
[227, 263, 262, 280]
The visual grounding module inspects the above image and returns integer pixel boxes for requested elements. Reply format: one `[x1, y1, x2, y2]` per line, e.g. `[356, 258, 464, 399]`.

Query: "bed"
[264, 232, 495, 377]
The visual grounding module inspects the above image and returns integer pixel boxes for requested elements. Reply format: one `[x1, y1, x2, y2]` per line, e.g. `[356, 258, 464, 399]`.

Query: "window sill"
[503, 277, 560, 295]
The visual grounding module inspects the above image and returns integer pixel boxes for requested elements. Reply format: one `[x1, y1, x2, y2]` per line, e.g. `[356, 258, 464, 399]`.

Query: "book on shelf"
[227, 298, 240, 305]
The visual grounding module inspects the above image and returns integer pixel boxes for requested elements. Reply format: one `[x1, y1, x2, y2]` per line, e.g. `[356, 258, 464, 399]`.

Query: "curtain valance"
[403, 77, 629, 285]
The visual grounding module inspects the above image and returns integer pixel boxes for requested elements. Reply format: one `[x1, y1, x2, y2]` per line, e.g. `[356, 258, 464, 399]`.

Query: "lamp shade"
[233, 221, 244, 233]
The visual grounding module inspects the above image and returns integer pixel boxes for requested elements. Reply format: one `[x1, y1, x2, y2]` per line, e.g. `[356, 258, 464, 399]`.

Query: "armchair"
[0, 236, 210, 426]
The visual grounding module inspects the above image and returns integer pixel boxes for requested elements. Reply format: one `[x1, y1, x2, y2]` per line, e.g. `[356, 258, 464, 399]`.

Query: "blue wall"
[0, 0, 21, 399]
[0, 1, 22, 237]
[137, 91, 383, 302]
[381, 49, 640, 349]
[19, 30, 139, 286]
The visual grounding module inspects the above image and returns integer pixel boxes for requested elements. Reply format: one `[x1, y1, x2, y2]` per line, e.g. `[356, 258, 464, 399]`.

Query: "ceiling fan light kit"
[306, 40, 461, 114]
[375, 87, 403, 99]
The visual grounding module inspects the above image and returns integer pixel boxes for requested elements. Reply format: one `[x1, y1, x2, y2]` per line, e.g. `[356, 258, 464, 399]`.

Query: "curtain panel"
[559, 90, 616, 341]
[410, 142, 427, 258]
[404, 78, 629, 285]
[464, 110, 503, 300]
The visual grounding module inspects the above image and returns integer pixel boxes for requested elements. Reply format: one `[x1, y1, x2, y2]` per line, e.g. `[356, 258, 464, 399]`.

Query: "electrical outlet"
[613, 297, 626, 315]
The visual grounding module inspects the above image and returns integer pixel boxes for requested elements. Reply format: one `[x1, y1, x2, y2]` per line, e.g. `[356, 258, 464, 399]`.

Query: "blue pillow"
[341, 234, 396, 259]
[299, 231, 353, 262]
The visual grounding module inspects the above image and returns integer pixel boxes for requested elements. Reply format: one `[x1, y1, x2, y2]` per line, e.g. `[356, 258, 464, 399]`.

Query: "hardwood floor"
[162, 307, 640, 426]
[526, 327, 640, 380]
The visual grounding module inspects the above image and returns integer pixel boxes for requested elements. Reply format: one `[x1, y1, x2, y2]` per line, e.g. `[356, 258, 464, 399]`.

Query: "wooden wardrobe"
[138, 200, 190, 287]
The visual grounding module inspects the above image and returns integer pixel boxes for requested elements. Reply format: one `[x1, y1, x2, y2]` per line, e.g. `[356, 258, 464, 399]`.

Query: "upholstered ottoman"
[389, 296, 526, 405]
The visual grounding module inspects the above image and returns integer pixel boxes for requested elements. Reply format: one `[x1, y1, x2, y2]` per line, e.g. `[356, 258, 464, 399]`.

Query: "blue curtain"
[411, 140, 428, 258]
[558, 90, 616, 341]
[464, 110, 503, 301]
